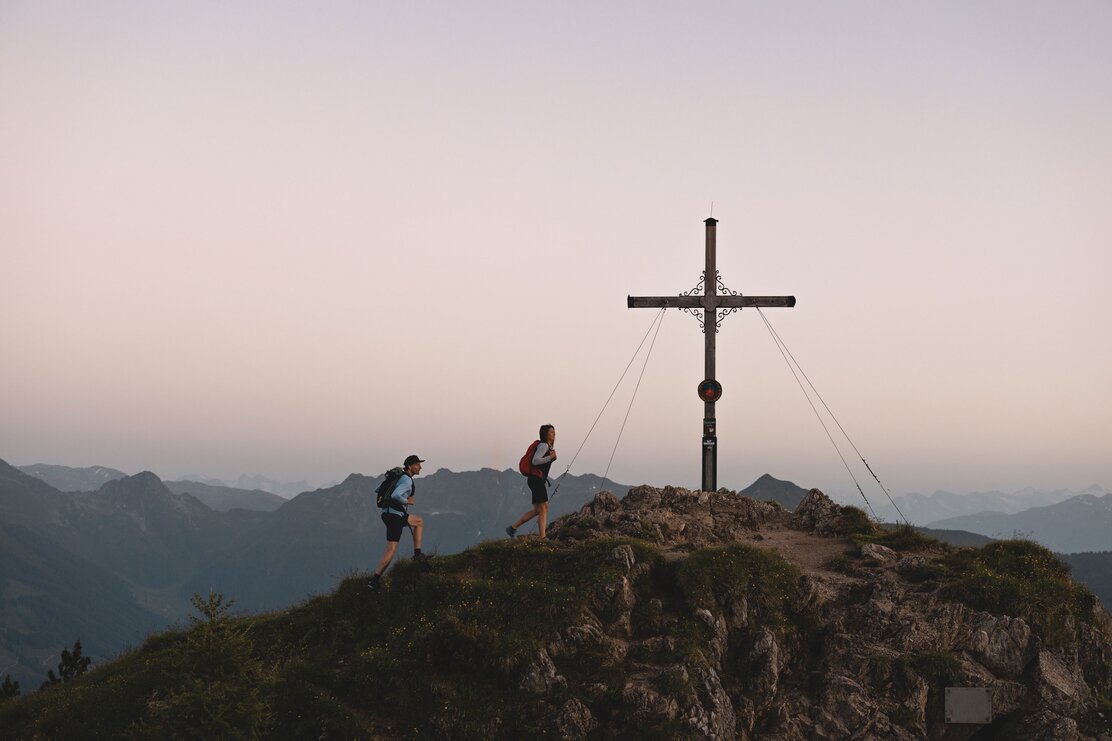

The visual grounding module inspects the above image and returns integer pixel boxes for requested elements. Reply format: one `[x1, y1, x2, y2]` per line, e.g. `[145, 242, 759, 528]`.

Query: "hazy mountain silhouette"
[18, 463, 292, 512]
[738, 473, 809, 510]
[15, 463, 127, 492]
[927, 493, 1112, 553]
[1061, 551, 1112, 612]
[177, 473, 311, 498]
[0, 458, 630, 687]
[180, 467, 630, 612]
[870, 484, 1107, 525]
[0, 461, 167, 690]
[163, 480, 287, 512]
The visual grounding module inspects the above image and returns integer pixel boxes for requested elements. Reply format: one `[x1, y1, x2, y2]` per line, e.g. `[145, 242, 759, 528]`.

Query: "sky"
[2, 1, 1110, 499]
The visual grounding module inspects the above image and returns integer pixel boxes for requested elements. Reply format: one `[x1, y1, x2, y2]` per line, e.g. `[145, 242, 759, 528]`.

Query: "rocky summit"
[544, 486, 1112, 740]
[3, 485, 1110, 740]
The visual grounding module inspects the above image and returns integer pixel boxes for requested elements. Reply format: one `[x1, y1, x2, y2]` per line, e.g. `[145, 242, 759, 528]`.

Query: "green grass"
[675, 545, 806, 635]
[833, 506, 877, 537]
[938, 539, 1097, 647]
[0, 537, 661, 740]
[2, 534, 1101, 739]
[823, 552, 860, 575]
[851, 522, 943, 553]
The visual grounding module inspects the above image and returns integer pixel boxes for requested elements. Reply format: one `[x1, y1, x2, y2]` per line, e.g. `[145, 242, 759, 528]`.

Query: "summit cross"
[627, 218, 796, 492]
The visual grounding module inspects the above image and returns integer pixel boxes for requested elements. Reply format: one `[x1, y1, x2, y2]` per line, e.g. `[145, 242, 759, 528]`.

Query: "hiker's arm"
[389, 477, 412, 507]
[532, 443, 556, 465]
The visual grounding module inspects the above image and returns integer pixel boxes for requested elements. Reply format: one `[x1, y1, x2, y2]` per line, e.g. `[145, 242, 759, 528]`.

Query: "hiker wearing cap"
[368, 454, 426, 591]
[507, 424, 557, 539]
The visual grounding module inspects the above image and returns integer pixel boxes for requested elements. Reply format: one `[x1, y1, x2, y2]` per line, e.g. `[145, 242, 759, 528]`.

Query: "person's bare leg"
[409, 515, 424, 550]
[537, 502, 549, 538]
[374, 542, 398, 575]
[512, 509, 537, 529]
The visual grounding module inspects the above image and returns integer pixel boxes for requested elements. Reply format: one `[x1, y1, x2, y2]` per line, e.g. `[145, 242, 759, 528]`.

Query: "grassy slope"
[0, 538, 661, 739]
[1, 527, 1105, 739]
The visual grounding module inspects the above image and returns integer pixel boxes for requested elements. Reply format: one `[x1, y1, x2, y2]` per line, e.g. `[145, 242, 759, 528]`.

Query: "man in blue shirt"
[368, 454, 426, 591]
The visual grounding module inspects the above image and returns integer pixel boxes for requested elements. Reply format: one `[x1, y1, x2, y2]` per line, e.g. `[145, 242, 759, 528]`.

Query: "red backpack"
[518, 440, 541, 478]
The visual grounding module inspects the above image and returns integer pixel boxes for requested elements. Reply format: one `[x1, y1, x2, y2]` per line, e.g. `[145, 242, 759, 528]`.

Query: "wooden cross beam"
[627, 218, 796, 492]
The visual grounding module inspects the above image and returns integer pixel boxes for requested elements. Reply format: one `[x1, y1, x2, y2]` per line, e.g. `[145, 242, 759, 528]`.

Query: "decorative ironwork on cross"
[627, 218, 797, 492]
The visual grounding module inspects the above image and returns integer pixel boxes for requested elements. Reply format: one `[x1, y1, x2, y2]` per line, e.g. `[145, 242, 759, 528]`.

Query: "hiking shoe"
[413, 553, 427, 563]
[367, 576, 381, 591]
[505, 525, 516, 538]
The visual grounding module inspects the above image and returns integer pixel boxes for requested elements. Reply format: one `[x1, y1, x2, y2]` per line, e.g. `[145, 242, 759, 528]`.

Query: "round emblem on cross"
[698, 378, 722, 403]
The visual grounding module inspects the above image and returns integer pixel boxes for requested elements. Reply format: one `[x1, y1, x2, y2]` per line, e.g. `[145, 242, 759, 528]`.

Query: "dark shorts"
[382, 511, 410, 542]
[527, 476, 548, 505]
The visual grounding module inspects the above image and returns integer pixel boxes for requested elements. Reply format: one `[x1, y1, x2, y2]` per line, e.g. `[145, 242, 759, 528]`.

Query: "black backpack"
[375, 467, 408, 508]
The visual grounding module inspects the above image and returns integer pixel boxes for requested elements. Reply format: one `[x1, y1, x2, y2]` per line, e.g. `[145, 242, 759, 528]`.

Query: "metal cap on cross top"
[627, 218, 797, 492]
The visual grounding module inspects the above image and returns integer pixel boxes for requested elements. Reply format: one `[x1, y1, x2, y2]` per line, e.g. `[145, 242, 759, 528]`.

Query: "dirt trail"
[662, 523, 861, 586]
[743, 526, 852, 575]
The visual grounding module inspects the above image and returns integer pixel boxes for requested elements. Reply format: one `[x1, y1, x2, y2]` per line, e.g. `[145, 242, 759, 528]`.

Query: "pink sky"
[2, 2, 1110, 496]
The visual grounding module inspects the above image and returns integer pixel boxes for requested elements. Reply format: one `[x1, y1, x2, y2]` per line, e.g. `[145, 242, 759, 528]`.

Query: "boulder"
[791, 488, 843, 535]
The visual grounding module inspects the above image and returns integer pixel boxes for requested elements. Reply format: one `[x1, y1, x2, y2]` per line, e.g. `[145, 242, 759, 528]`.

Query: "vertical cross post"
[702, 219, 718, 490]
[627, 218, 797, 492]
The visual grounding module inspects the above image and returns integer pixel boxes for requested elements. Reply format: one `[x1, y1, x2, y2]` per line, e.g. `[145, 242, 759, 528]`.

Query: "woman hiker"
[507, 424, 557, 539]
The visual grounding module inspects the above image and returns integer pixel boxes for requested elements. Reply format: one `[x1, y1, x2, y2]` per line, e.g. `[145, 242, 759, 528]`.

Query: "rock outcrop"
[532, 485, 1112, 740]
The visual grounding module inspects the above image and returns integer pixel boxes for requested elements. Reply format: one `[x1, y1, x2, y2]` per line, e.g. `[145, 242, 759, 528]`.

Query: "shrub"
[834, 506, 876, 537]
[939, 540, 1097, 646]
[824, 553, 859, 575]
[872, 523, 942, 553]
[127, 592, 274, 739]
[675, 545, 805, 634]
[850, 522, 945, 553]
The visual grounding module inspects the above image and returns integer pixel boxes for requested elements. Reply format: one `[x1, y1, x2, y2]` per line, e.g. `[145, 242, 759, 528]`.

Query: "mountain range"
[4, 485, 1110, 738]
[0, 458, 637, 690]
[5, 457, 1110, 697]
[16, 464, 299, 509]
[863, 484, 1109, 525]
[927, 493, 1112, 553]
[14, 464, 128, 493]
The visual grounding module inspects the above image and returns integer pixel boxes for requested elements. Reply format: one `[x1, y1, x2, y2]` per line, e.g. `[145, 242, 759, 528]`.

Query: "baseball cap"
[404, 455, 426, 467]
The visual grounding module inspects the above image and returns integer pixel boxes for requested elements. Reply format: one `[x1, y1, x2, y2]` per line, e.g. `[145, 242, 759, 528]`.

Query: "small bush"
[675, 545, 805, 634]
[909, 649, 962, 686]
[939, 539, 1097, 646]
[655, 665, 693, 699]
[872, 523, 942, 553]
[850, 522, 946, 554]
[897, 560, 943, 584]
[824, 553, 859, 575]
[834, 506, 876, 537]
[868, 649, 961, 690]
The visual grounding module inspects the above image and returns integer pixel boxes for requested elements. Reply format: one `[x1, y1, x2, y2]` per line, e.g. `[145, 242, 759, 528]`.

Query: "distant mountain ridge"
[7, 456, 1108, 699]
[17, 463, 297, 512]
[927, 493, 1112, 553]
[16, 463, 127, 492]
[739, 473, 809, 510]
[0, 462, 169, 691]
[867, 484, 1108, 525]
[177, 473, 311, 498]
[163, 480, 287, 512]
[0, 458, 629, 689]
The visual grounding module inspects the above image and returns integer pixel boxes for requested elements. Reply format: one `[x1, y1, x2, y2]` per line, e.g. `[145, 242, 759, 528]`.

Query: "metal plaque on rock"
[945, 687, 992, 724]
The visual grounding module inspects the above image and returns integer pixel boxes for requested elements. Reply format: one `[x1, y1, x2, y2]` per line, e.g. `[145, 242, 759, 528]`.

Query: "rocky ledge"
[532, 485, 1112, 740]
